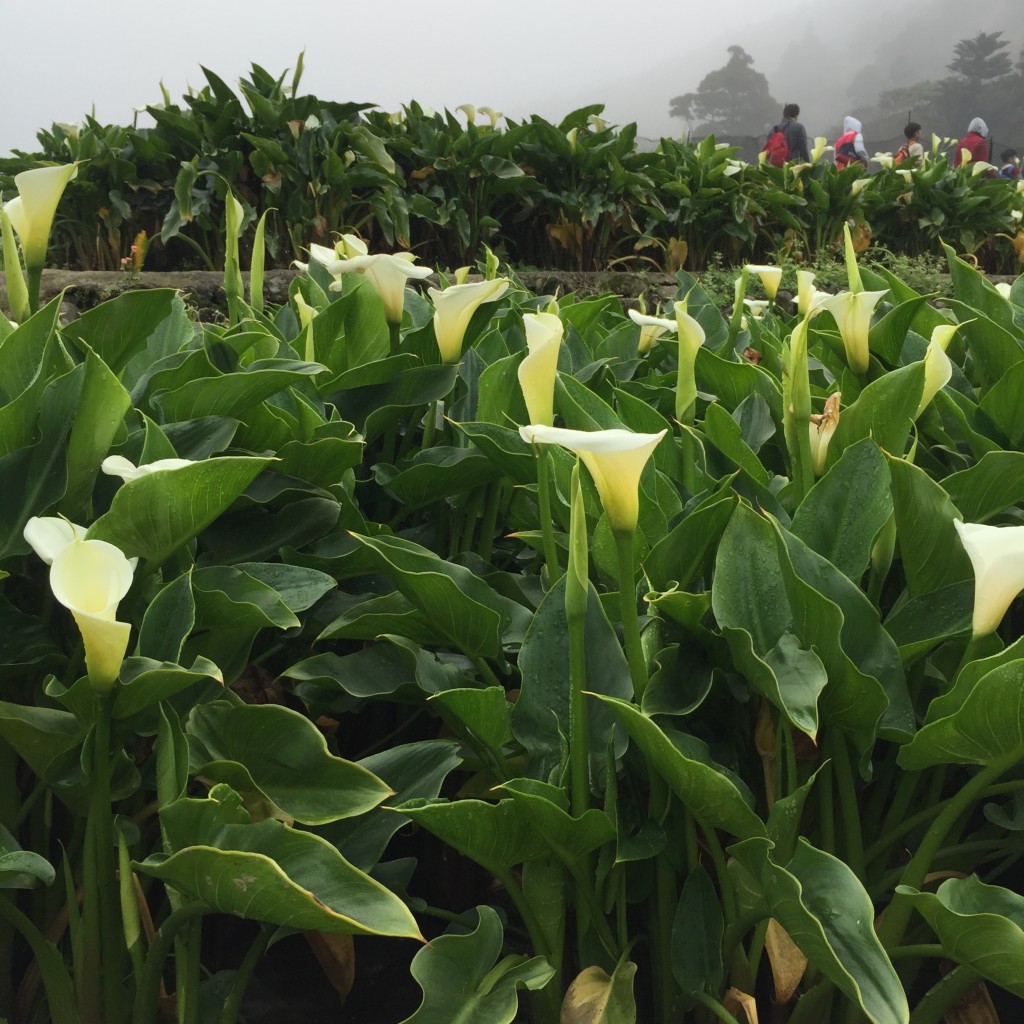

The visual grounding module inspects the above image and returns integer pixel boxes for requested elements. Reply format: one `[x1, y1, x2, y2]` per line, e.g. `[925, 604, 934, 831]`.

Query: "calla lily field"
[4, 91, 1024, 1024]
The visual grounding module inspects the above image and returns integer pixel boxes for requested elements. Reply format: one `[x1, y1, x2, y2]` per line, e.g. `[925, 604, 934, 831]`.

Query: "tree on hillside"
[669, 46, 779, 136]
[947, 31, 1013, 85]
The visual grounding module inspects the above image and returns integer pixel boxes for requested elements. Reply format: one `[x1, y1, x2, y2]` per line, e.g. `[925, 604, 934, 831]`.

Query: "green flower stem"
[613, 529, 648, 700]
[118, 835, 145, 984]
[691, 991, 742, 1024]
[132, 904, 208, 1024]
[535, 446, 562, 584]
[421, 400, 439, 450]
[829, 731, 865, 881]
[701, 819, 738, 927]
[907, 965, 981, 1024]
[179, 917, 202, 1024]
[217, 927, 272, 1024]
[0, 894, 78, 1024]
[495, 869, 561, 1024]
[87, 692, 125, 1024]
[889, 944, 944, 960]
[27, 265, 43, 316]
[567, 600, 589, 821]
[477, 480, 503, 562]
[879, 748, 1022, 950]
[388, 320, 401, 356]
[471, 656, 503, 690]
[817, 761, 836, 854]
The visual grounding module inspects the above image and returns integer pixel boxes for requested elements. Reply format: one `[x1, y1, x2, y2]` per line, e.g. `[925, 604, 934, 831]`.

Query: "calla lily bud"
[328, 248, 434, 325]
[844, 222, 864, 295]
[50, 538, 134, 692]
[483, 245, 500, 282]
[995, 283, 1012, 299]
[293, 291, 318, 331]
[811, 138, 831, 163]
[954, 520, 1024, 637]
[565, 462, 589, 623]
[808, 392, 841, 475]
[519, 425, 666, 535]
[897, 169, 914, 185]
[797, 271, 816, 316]
[517, 312, 564, 426]
[338, 234, 369, 258]
[916, 333, 953, 418]
[743, 299, 769, 319]
[0, 205, 30, 323]
[4, 163, 79, 271]
[293, 242, 344, 275]
[101, 455, 194, 482]
[745, 264, 782, 301]
[674, 302, 706, 423]
[931, 133, 942, 156]
[851, 178, 871, 196]
[818, 289, 888, 375]
[429, 278, 510, 363]
[453, 266, 472, 285]
[628, 308, 677, 355]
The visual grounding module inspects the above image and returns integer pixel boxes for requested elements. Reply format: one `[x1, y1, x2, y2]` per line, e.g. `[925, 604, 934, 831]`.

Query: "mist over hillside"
[554, 0, 1020, 146]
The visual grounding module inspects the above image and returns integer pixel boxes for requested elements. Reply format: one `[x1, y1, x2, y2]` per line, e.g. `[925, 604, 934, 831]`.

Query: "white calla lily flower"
[674, 302, 707, 422]
[328, 248, 434, 325]
[971, 161, 996, 177]
[101, 455, 194, 482]
[954, 520, 1024, 637]
[745, 264, 782, 301]
[24, 516, 88, 564]
[628, 309, 676, 355]
[797, 271, 817, 316]
[429, 278, 510, 363]
[811, 138, 832, 164]
[478, 106, 503, 128]
[916, 330, 954, 417]
[743, 299, 769, 319]
[4, 164, 79, 270]
[517, 312, 564, 426]
[456, 104, 476, 125]
[851, 178, 871, 196]
[873, 153, 894, 170]
[808, 392, 841, 476]
[995, 282, 1012, 299]
[818, 289, 888, 375]
[519, 425, 666, 534]
[50, 538, 134, 691]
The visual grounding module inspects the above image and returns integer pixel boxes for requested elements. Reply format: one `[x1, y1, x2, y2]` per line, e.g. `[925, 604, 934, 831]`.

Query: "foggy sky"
[2, 0, 1020, 157]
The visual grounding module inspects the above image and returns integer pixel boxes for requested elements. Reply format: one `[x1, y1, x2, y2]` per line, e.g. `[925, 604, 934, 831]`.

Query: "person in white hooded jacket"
[953, 117, 990, 167]
[835, 115, 870, 169]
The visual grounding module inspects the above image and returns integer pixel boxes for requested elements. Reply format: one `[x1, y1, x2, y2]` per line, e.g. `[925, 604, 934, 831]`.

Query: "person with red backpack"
[835, 115, 869, 169]
[763, 103, 810, 167]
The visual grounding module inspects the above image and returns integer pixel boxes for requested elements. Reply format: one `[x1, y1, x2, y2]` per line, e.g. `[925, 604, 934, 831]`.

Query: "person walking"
[777, 103, 810, 162]
[835, 116, 869, 169]
[953, 117, 990, 168]
[998, 149, 1021, 179]
[895, 122, 924, 166]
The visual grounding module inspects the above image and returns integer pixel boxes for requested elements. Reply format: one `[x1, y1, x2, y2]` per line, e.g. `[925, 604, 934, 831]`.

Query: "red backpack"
[762, 126, 789, 167]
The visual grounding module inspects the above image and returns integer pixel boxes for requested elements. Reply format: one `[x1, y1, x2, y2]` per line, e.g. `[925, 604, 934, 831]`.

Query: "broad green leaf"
[187, 701, 391, 824]
[561, 961, 638, 1024]
[140, 785, 420, 938]
[456, 420, 541, 484]
[0, 823, 55, 889]
[671, 867, 724, 995]
[61, 289, 184, 374]
[695, 347, 782, 419]
[978, 361, 1024, 446]
[883, 581, 973, 661]
[791, 439, 892, 583]
[825, 362, 924, 468]
[346, 533, 531, 658]
[430, 687, 511, 771]
[897, 875, 1024, 997]
[136, 570, 195, 664]
[645, 494, 735, 594]
[513, 577, 631, 781]
[731, 837, 907, 1024]
[399, 905, 554, 1024]
[375, 447, 502, 509]
[701, 402, 768, 484]
[886, 454, 971, 598]
[898, 660, 1024, 770]
[113, 657, 222, 719]
[943, 452, 1024, 522]
[594, 696, 765, 840]
[88, 456, 271, 562]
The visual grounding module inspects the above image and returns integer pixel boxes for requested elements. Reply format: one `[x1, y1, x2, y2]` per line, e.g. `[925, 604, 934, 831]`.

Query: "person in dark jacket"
[998, 149, 1021, 179]
[953, 117, 990, 168]
[777, 103, 810, 162]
